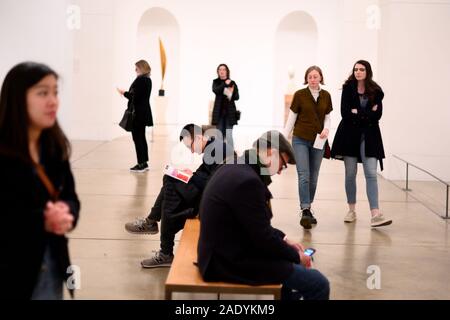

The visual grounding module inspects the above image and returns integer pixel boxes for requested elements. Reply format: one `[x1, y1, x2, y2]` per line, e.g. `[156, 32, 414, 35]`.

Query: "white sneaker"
[371, 214, 392, 228]
[344, 210, 356, 223]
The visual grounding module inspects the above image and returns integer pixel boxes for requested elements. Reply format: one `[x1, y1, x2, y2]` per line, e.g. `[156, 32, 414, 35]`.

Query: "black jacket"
[197, 151, 300, 285]
[0, 148, 80, 299]
[331, 81, 385, 169]
[190, 137, 235, 191]
[124, 75, 153, 127]
[211, 78, 240, 126]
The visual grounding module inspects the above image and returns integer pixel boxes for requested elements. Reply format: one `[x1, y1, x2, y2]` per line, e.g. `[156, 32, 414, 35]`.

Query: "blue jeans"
[31, 246, 64, 300]
[343, 139, 379, 209]
[292, 136, 325, 209]
[282, 264, 330, 300]
[217, 116, 234, 149]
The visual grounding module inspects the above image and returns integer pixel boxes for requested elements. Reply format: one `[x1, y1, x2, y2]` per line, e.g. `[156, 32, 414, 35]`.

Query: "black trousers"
[148, 176, 200, 255]
[131, 125, 148, 164]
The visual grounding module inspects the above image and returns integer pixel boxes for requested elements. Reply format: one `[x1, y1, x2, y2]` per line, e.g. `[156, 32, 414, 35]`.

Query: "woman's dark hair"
[345, 60, 381, 101]
[0, 62, 71, 162]
[216, 64, 230, 79]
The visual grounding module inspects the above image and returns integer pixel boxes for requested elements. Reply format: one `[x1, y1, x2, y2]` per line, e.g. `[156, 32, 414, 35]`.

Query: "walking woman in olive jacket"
[283, 66, 333, 230]
[0, 62, 80, 299]
[331, 60, 392, 228]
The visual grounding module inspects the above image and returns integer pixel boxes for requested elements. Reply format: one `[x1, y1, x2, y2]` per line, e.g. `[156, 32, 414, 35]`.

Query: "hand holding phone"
[303, 248, 316, 265]
[304, 248, 316, 257]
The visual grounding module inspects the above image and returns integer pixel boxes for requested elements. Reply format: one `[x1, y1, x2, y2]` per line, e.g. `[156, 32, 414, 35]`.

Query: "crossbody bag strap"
[34, 163, 59, 201]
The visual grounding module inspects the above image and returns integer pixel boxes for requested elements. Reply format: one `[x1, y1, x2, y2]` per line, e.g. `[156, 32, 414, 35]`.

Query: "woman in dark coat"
[211, 63, 239, 148]
[118, 60, 153, 172]
[331, 60, 392, 228]
[0, 62, 80, 299]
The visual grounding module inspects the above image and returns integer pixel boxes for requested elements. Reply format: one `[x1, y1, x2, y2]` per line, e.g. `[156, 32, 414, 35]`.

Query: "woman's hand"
[319, 128, 329, 139]
[225, 79, 232, 85]
[372, 104, 378, 111]
[44, 201, 74, 235]
[351, 108, 358, 114]
[116, 88, 125, 96]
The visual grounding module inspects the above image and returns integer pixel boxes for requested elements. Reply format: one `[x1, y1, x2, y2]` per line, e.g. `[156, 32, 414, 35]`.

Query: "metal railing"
[393, 155, 449, 219]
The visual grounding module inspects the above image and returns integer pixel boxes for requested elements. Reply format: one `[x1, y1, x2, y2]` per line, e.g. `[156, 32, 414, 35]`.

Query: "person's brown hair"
[253, 131, 296, 165]
[216, 64, 230, 79]
[303, 65, 325, 85]
[0, 62, 70, 162]
[135, 60, 151, 76]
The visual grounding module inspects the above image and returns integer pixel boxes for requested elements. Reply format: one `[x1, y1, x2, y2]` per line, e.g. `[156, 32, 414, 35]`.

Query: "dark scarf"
[238, 149, 272, 186]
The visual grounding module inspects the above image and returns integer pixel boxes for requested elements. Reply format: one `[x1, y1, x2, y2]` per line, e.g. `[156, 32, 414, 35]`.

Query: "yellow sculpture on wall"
[159, 37, 167, 96]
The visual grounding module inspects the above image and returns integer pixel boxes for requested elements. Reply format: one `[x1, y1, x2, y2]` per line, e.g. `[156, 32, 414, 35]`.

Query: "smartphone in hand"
[304, 248, 316, 257]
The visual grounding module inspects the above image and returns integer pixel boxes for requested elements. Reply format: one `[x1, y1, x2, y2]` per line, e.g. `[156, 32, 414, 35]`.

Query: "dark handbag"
[119, 108, 134, 132]
[235, 110, 241, 121]
[324, 140, 331, 159]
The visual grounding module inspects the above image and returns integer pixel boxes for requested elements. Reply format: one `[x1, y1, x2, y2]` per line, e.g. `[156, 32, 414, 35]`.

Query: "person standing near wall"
[211, 63, 239, 149]
[0, 62, 80, 299]
[331, 60, 392, 227]
[117, 60, 153, 172]
[283, 66, 332, 230]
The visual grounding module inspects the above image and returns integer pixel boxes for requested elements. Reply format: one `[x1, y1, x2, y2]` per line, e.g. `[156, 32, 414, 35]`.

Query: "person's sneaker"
[344, 210, 357, 223]
[310, 209, 318, 225]
[125, 218, 158, 234]
[130, 163, 149, 173]
[371, 214, 392, 228]
[141, 250, 174, 268]
[300, 208, 313, 229]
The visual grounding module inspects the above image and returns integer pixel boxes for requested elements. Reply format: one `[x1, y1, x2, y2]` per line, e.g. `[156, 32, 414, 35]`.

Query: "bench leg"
[165, 288, 172, 300]
[273, 289, 281, 300]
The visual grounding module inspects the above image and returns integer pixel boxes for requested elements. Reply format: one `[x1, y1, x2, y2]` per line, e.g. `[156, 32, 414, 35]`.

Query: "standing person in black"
[331, 60, 392, 228]
[0, 62, 80, 299]
[198, 131, 330, 300]
[211, 63, 239, 149]
[125, 124, 235, 268]
[117, 60, 153, 172]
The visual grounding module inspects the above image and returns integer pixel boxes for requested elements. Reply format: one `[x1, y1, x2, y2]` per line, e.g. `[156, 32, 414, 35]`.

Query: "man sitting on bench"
[125, 123, 234, 268]
[197, 130, 330, 300]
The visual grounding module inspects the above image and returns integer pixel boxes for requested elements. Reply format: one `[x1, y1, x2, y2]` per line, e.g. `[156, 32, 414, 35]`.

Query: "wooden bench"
[164, 219, 282, 300]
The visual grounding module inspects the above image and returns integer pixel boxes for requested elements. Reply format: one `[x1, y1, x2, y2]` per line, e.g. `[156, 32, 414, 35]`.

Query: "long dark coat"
[331, 81, 385, 170]
[124, 75, 153, 127]
[0, 146, 80, 299]
[211, 78, 240, 126]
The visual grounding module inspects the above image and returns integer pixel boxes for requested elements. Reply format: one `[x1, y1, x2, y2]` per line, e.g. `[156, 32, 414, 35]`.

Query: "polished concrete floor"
[67, 127, 450, 300]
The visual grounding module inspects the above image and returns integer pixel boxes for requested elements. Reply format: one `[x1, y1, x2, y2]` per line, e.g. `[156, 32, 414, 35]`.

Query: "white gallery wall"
[377, 0, 450, 180]
[1, 0, 449, 180]
[0, 0, 75, 133]
[73, 0, 378, 139]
